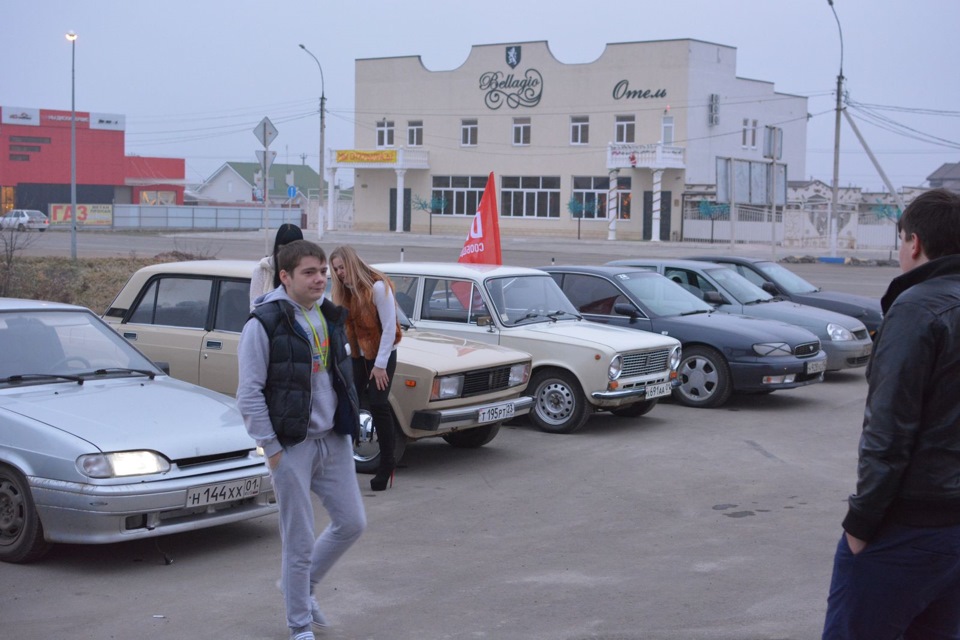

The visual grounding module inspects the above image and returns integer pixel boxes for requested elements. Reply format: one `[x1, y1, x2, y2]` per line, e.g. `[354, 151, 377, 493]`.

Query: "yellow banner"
[335, 149, 397, 164]
[49, 203, 113, 226]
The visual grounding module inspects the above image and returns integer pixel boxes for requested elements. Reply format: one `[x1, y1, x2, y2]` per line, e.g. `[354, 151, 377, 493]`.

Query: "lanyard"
[301, 304, 329, 370]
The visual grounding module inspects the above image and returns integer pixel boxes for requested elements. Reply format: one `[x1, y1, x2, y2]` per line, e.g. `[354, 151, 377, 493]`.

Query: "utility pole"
[828, 0, 844, 257]
[299, 44, 328, 235]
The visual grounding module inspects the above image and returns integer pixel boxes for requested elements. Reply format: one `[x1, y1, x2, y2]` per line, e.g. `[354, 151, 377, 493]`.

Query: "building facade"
[0, 106, 184, 222]
[336, 39, 807, 241]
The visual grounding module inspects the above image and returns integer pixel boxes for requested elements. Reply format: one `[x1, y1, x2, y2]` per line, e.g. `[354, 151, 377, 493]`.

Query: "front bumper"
[410, 395, 534, 432]
[590, 374, 676, 405]
[822, 339, 873, 371]
[729, 351, 829, 392]
[30, 466, 276, 545]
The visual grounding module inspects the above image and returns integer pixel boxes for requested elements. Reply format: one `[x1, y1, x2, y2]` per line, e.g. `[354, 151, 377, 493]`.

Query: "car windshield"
[617, 272, 714, 316]
[705, 267, 773, 304]
[756, 261, 819, 294]
[0, 309, 160, 383]
[486, 275, 580, 326]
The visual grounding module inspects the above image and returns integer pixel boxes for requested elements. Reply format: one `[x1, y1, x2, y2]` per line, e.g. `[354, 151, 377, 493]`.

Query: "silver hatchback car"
[0, 298, 276, 564]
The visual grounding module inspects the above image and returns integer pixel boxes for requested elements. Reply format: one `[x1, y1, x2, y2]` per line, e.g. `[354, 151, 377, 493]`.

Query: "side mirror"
[613, 302, 639, 319]
[761, 282, 780, 295]
[154, 361, 171, 375]
[703, 291, 725, 305]
[476, 315, 492, 327]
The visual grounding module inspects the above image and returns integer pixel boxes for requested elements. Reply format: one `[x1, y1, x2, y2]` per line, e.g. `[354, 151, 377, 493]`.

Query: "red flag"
[458, 172, 502, 265]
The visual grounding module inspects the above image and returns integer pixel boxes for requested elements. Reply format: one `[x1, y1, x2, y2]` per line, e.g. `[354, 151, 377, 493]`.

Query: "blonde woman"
[329, 245, 402, 491]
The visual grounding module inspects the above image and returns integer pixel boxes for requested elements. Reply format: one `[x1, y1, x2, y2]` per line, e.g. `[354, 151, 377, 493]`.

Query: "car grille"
[175, 450, 252, 468]
[462, 365, 515, 397]
[794, 341, 821, 357]
[621, 349, 672, 378]
[847, 355, 871, 366]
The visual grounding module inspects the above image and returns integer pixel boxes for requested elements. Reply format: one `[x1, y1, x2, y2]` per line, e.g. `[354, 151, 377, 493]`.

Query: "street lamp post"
[298, 44, 328, 235]
[827, 0, 843, 257]
[66, 30, 78, 260]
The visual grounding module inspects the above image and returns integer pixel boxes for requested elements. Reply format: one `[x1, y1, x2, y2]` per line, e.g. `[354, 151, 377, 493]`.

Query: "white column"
[651, 169, 664, 242]
[395, 168, 406, 233]
[606, 169, 619, 241]
[326, 167, 337, 233]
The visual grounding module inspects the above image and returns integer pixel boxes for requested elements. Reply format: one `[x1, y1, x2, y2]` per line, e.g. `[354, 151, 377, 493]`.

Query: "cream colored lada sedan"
[377, 263, 682, 434]
[103, 260, 533, 473]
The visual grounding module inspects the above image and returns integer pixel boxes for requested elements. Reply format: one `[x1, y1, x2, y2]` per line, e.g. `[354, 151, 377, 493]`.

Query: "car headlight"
[753, 342, 792, 356]
[669, 345, 682, 371]
[608, 355, 623, 380]
[77, 451, 171, 478]
[509, 363, 531, 387]
[430, 374, 464, 400]
[826, 322, 854, 341]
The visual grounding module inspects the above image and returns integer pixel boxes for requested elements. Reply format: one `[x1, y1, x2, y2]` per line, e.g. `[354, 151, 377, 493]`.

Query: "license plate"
[806, 359, 827, 374]
[478, 402, 515, 424]
[645, 382, 672, 399]
[186, 477, 261, 508]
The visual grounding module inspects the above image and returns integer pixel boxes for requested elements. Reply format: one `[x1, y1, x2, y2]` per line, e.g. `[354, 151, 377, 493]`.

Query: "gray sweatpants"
[270, 432, 366, 631]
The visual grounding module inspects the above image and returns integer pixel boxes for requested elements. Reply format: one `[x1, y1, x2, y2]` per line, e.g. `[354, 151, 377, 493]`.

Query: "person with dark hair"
[237, 239, 365, 640]
[250, 223, 304, 307]
[822, 188, 960, 639]
[329, 244, 402, 491]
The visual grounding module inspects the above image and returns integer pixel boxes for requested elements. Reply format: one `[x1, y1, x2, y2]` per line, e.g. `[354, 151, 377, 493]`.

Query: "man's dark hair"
[277, 239, 327, 276]
[898, 188, 960, 260]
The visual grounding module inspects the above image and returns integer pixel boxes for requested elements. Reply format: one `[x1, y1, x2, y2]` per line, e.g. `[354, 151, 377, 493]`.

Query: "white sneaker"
[277, 579, 329, 628]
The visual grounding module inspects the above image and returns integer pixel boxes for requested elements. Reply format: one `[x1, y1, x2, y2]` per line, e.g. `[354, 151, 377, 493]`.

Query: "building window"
[615, 115, 635, 143]
[501, 176, 561, 218]
[661, 115, 674, 145]
[742, 118, 758, 149]
[431, 175, 488, 216]
[407, 120, 423, 147]
[10, 136, 51, 144]
[570, 116, 589, 145]
[377, 120, 395, 148]
[9, 154, 30, 162]
[10, 145, 41, 152]
[571, 176, 632, 220]
[461, 119, 478, 146]
[140, 190, 176, 205]
[512, 117, 531, 146]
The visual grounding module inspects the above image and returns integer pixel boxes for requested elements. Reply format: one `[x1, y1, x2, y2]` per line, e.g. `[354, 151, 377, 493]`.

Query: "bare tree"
[0, 226, 40, 297]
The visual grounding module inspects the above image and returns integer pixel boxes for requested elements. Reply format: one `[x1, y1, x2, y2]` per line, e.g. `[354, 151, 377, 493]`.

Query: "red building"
[0, 105, 185, 220]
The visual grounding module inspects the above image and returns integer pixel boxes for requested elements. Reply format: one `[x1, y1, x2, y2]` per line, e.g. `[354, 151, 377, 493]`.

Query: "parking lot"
[4, 230, 895, 639]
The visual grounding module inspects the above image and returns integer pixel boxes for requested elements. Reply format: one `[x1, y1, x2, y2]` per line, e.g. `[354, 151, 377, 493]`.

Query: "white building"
[333, 39, 807, 241]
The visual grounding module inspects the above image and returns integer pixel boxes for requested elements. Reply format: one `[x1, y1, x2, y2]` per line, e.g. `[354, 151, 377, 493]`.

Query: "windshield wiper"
[83, 367, 157, 380]
[546, 310, 580, 321]
[0, 373, 84, 385]
[680, 309, 711, 316]
[514, 311, 549, 324]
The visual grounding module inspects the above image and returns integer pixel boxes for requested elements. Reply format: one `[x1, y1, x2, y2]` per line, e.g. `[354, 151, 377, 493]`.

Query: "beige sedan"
[103, 260, 533, 473]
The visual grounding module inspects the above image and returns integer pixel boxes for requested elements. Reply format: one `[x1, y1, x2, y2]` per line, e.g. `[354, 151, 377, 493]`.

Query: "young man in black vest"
[237, 239, 365, 640]
[822, 188, 960, 639]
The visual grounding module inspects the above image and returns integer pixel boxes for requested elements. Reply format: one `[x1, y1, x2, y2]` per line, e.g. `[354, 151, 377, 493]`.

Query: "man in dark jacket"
[822, 188, 960, 639]
[237, 240, 365, 640]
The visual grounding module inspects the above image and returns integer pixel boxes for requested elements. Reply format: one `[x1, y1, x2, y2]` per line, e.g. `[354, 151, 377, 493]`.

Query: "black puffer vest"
[252, 298, 360, 446]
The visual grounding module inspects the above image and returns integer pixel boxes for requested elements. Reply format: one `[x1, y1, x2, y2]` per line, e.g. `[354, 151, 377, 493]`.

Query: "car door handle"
[205, 340, 223, 350]
[123, 332, 137, 341]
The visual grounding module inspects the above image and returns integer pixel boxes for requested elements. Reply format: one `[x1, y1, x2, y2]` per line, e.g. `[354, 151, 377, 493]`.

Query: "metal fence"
[110, 205, 301, 230]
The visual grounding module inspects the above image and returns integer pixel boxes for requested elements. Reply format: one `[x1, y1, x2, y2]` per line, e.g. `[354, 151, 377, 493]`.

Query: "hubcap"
[352, 411, 380, 463]
[0, 478, 25, 542]
[678, 356, 719, 401]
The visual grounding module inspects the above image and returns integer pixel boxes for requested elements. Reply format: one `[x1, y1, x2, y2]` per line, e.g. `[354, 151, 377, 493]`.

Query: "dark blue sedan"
[544, 265, 827, 408]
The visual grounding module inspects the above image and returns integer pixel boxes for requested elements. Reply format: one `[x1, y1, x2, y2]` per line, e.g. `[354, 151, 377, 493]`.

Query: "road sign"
[288, 185, 297, 198]
[256, 150, 277, 172]
[253, 117, 278, 148]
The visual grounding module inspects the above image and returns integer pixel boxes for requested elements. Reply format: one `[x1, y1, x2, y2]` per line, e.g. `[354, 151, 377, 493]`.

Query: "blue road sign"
[288, 185, 297, 198]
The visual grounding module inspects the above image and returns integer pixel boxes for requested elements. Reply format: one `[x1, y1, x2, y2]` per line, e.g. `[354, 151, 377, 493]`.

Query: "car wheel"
[16, 224, 26, 232]
[353, 409, 407, 474]
[611, 398, 658, 418]
[442, 423, 500, 448]
[528, 368, 589, 434]
[673, 346, 733, 408]
[0, 463, 51, 564]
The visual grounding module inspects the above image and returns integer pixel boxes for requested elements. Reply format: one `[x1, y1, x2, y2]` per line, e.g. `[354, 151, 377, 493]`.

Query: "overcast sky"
[3, 0, 958, 192]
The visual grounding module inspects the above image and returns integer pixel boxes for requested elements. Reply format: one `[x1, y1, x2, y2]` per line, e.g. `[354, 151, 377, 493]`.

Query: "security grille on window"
[513, 117, 531, 146]
[501, 176, 561, 218]
[408, 120, 423, 146]
[572, 176, 632, 220]
[615, 115, 635, 143]
[377, 120, 395, 148]
[570, 116, 589, 145]
[432, 175, 488, 216]
[461, 119, 478, 146]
